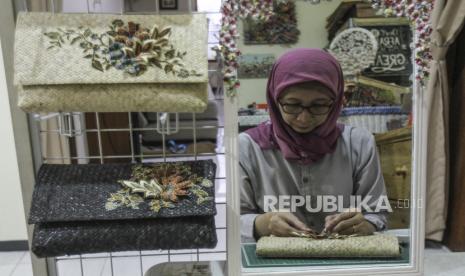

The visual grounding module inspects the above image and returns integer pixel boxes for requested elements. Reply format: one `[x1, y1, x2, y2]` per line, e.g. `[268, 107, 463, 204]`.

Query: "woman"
[240, 48, 389, 242]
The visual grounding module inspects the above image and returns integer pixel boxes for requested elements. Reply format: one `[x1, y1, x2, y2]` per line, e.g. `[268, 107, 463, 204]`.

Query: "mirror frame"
[221, 1, 433, 275]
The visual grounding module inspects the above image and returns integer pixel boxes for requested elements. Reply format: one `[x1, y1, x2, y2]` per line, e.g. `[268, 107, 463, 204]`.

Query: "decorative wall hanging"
[28, 160, 217, 257]
[256, 234, 401, 258]
[15, 12, 209, 113]
[243, 1, 300, 45]
[362, 20, 412, 80]
[237, 54, 275, 79]
[335, 17, 413, 87]
[370, 0, 434, 86]
[218, 0, 274, 95]
[219, 0, 435, 95]
[329, 27, 379, 79]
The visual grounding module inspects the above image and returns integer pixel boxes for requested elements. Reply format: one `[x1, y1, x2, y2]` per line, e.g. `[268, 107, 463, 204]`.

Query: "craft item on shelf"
[238, 114, 270, 127]
[344, 83, 397, 106]
[343, 75, 409, 107]
[237, 54, 275, 79]
[141, 141, 217, 155]
[329, 27, 378, 80]
[243, 1, 300, 45]
[326, 0, 384, 42]
[338, 105, 409, 134]
[15, 12, 209, 113]
[256, 233, 401, 258]
[28, 160, 217, 257]
[303, 0, 332, 4]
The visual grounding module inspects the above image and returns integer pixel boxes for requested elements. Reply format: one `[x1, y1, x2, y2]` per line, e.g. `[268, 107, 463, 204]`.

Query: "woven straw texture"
[256, 234, 401, 258]
[29, 160, 217, 257]
[14, 12, 208, 113]
[15, 12, 207, 84]
[17, 83, 208, 113]
[32, 216, 217, 258]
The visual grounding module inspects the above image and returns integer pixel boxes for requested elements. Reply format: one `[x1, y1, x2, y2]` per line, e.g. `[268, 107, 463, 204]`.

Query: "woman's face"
[278, 83, 334, 134]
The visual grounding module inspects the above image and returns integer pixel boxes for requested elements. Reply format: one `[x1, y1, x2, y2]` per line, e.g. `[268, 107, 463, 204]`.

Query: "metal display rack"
[19, 0, 227, 275]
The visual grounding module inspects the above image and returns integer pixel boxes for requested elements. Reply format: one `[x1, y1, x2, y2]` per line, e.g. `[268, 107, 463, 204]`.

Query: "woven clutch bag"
[29, 160, 217, 258]
[256, 234, 401, 258]
[15, 12, 208, 113]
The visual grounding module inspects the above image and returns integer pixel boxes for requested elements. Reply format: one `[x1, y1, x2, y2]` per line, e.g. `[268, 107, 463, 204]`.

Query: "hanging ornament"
[329, 28, 378, 79]
[369, 0, 435, 87]
[219, 0, 274, 96]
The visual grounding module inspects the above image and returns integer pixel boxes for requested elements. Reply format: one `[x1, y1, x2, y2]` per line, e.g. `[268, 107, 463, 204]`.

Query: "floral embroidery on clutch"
[44, 19, 202, 77]
[105, 163, 213, 212]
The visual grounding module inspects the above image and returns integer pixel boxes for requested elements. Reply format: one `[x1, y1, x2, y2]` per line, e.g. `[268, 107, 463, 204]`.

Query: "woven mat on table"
[242, 241, 409, 268]
[256, 234, 401, 258]
[29, 160, 217, 257]
[15, 12, 208, 113]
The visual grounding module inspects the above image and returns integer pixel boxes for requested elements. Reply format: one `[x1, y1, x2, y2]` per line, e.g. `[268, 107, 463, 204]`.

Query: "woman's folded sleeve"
[239, 134, 261, 242]
[352, 128, 390, 231]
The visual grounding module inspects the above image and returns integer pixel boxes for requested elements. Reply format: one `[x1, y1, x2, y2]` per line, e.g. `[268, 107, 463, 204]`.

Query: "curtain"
[425, 0, 465, 241]
[445, 14, 465, 251]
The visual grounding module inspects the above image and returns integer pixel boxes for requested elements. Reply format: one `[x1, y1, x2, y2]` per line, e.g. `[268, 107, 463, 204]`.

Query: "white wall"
[62, 0, 122, 13]
[61, 0, 197, 13]
[0, 39, 28, 241]
[237, 0, 341, 108]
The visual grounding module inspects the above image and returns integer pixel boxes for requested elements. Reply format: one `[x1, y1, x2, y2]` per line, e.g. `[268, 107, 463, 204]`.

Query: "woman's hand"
[324, 210, 376, 236]
[254, 212, 313, 238]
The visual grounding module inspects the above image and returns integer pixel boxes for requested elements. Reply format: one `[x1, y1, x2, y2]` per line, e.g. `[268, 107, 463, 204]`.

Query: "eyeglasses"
[278, 101, 334, 115]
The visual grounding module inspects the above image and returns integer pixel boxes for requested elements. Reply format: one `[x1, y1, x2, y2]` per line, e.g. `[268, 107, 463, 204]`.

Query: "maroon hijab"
[246, 48, 345, 165]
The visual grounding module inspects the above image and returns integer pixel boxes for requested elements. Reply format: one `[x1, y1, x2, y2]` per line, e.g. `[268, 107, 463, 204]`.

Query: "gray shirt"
[239, 125, 389, 242]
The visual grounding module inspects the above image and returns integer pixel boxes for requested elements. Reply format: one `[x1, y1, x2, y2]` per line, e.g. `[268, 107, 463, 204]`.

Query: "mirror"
[234, 0, 416, 273]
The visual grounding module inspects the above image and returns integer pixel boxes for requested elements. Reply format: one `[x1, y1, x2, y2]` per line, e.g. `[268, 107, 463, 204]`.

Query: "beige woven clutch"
[15, 12, 209, 113]
[256, 234, 401, 258]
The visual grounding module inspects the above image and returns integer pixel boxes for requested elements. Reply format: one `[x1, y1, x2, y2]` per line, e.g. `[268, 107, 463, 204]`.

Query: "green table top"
[241, 242, 410, 268]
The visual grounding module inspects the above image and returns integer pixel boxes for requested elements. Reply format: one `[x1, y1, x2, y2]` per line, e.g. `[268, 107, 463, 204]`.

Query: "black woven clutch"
[29, 160, 217, 258]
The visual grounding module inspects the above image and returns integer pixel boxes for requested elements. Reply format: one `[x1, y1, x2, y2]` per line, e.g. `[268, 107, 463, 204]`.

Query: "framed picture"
[237, 54, 275, 79]
[159, 0, 178, 10]
[243, 1, 300, 45]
